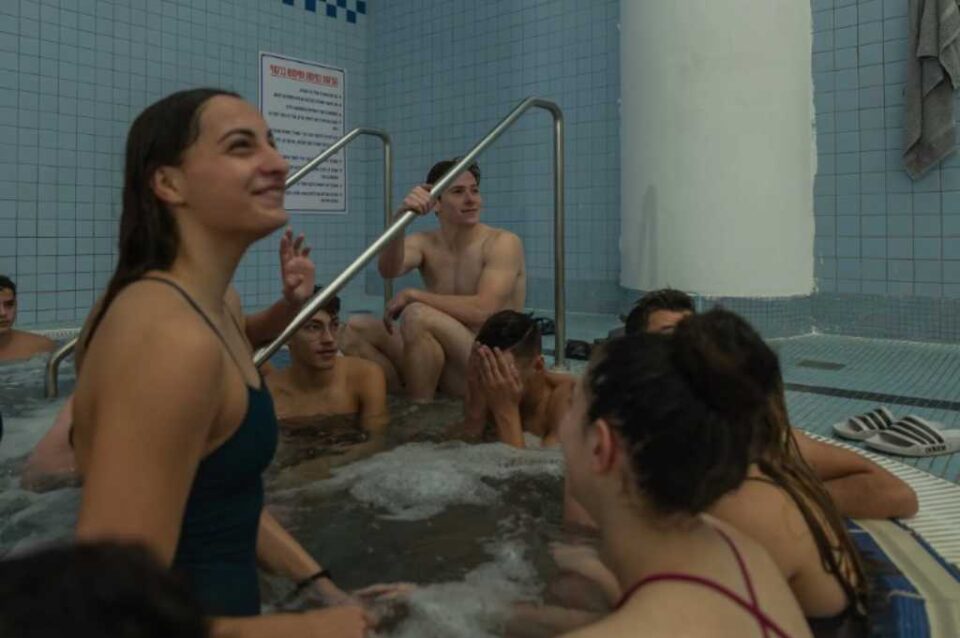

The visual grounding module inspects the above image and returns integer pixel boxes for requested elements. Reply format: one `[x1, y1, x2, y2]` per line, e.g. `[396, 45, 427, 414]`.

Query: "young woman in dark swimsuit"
[557, 326, 812, 638]
[72, 89, 377, 637]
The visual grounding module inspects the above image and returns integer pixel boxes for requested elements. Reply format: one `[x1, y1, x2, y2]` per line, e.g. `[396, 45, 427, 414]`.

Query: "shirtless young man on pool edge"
[341, 160, 526, 401]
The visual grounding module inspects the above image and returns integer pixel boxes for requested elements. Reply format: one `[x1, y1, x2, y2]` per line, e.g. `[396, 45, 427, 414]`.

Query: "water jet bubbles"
[319, 441, 563, 521]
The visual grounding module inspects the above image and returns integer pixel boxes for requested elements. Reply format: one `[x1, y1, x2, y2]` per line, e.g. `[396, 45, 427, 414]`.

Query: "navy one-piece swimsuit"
[142, 277, 279, 617]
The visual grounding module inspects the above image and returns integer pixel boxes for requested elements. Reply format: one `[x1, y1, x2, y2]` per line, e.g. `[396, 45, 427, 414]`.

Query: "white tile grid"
[3, 0, 372, 328]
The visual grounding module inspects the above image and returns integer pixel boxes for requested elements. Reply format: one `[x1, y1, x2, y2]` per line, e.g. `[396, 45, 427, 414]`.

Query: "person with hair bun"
[690, 310, 867, 634]
[557, 330, 811, 638]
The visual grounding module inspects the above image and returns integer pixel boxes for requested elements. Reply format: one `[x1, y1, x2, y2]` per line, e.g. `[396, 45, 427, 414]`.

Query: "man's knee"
[341, 314, 379, 348]
[399, 302, 437, 342]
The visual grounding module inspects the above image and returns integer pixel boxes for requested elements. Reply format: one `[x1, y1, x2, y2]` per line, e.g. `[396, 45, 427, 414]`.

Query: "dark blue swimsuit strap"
[140, 276, 252, 382]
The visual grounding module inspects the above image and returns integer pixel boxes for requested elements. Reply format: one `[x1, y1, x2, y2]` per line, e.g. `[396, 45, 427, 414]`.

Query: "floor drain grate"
[795, 359, 846, 371]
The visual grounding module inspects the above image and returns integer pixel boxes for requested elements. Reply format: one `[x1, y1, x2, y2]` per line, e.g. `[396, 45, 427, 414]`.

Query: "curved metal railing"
[41, 128, 393, 398]
[44, 335, 79, 399]
[255, 96, 566, 369]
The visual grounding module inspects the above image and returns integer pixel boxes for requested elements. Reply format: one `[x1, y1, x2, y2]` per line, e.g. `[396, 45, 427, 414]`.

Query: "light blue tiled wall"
[812, 0, 951, 299]
[364, 0, 621, 313]
[0, 0, 369, 327]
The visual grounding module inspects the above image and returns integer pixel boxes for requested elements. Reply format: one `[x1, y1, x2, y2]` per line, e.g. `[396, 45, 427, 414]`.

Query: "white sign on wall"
[259, 52, 346, 214]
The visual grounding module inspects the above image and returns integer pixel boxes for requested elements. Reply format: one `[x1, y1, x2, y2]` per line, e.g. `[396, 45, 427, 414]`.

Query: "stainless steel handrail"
[286, 127, 393, 310]
[40, 128, 393, 399]
[255, 97, 566, 369]
[44, 336, 78, 399]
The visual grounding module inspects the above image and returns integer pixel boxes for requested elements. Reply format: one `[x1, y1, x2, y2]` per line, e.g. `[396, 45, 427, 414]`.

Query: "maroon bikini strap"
[615, 573, 795, 638]
[613, 527, 790, 638]
[713, 526, 768, 638]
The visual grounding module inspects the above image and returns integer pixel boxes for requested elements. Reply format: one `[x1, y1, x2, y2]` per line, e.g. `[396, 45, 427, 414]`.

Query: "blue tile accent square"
[337, 0, 347, 8]
[347, 9, 356, 23]
[304, 0, 316, 11]
[356, 1, 366, 14]
[326, 4, 337, 17]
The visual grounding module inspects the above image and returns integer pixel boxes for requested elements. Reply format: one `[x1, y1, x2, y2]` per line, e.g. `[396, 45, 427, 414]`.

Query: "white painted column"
[620, 0, 815, 296]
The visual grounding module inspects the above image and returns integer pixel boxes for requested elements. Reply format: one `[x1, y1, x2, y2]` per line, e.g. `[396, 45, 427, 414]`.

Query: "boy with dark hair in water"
[266, 287, 388, 432]
[463, 310, 574, 447]
[0, 275, 57, 362]
[623, 287, 695, 335]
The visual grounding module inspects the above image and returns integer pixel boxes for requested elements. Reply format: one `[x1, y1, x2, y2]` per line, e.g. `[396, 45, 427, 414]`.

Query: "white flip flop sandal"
[864, 415, 960, 457]
[832, 407, 895, 441]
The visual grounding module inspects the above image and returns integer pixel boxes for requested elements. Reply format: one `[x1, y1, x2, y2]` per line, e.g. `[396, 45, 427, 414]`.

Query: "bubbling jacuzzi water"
[0, 356, 572, 637]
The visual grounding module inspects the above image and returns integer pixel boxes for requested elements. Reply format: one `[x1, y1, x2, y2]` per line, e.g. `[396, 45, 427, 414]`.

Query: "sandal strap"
[888, 417, 944, 445]
[849, 408, 891, 433]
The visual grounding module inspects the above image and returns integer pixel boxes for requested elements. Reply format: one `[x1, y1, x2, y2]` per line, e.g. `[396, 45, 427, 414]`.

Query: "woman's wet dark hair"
[687, 309, 868, 616]
[584, 317, 773, 515]
[85, 88, 241, 347]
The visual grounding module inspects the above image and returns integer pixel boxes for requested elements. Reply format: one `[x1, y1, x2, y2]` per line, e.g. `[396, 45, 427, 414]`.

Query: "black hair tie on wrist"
[294, 568, 332, 595]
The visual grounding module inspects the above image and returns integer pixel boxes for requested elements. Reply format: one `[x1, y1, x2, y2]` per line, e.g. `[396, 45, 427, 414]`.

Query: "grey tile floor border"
[785, 382, 960, 413]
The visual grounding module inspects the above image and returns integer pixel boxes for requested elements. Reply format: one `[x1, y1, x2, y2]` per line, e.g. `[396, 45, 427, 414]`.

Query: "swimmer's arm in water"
[75, 316, 221, 566]
[353, 359, 389, 433]
[792, 428, 918, 519]
[256, 510, 355, 605]
[378, 186, 432, 278]
[20, 395, 78, 492]
[402, 232, 523, 332]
